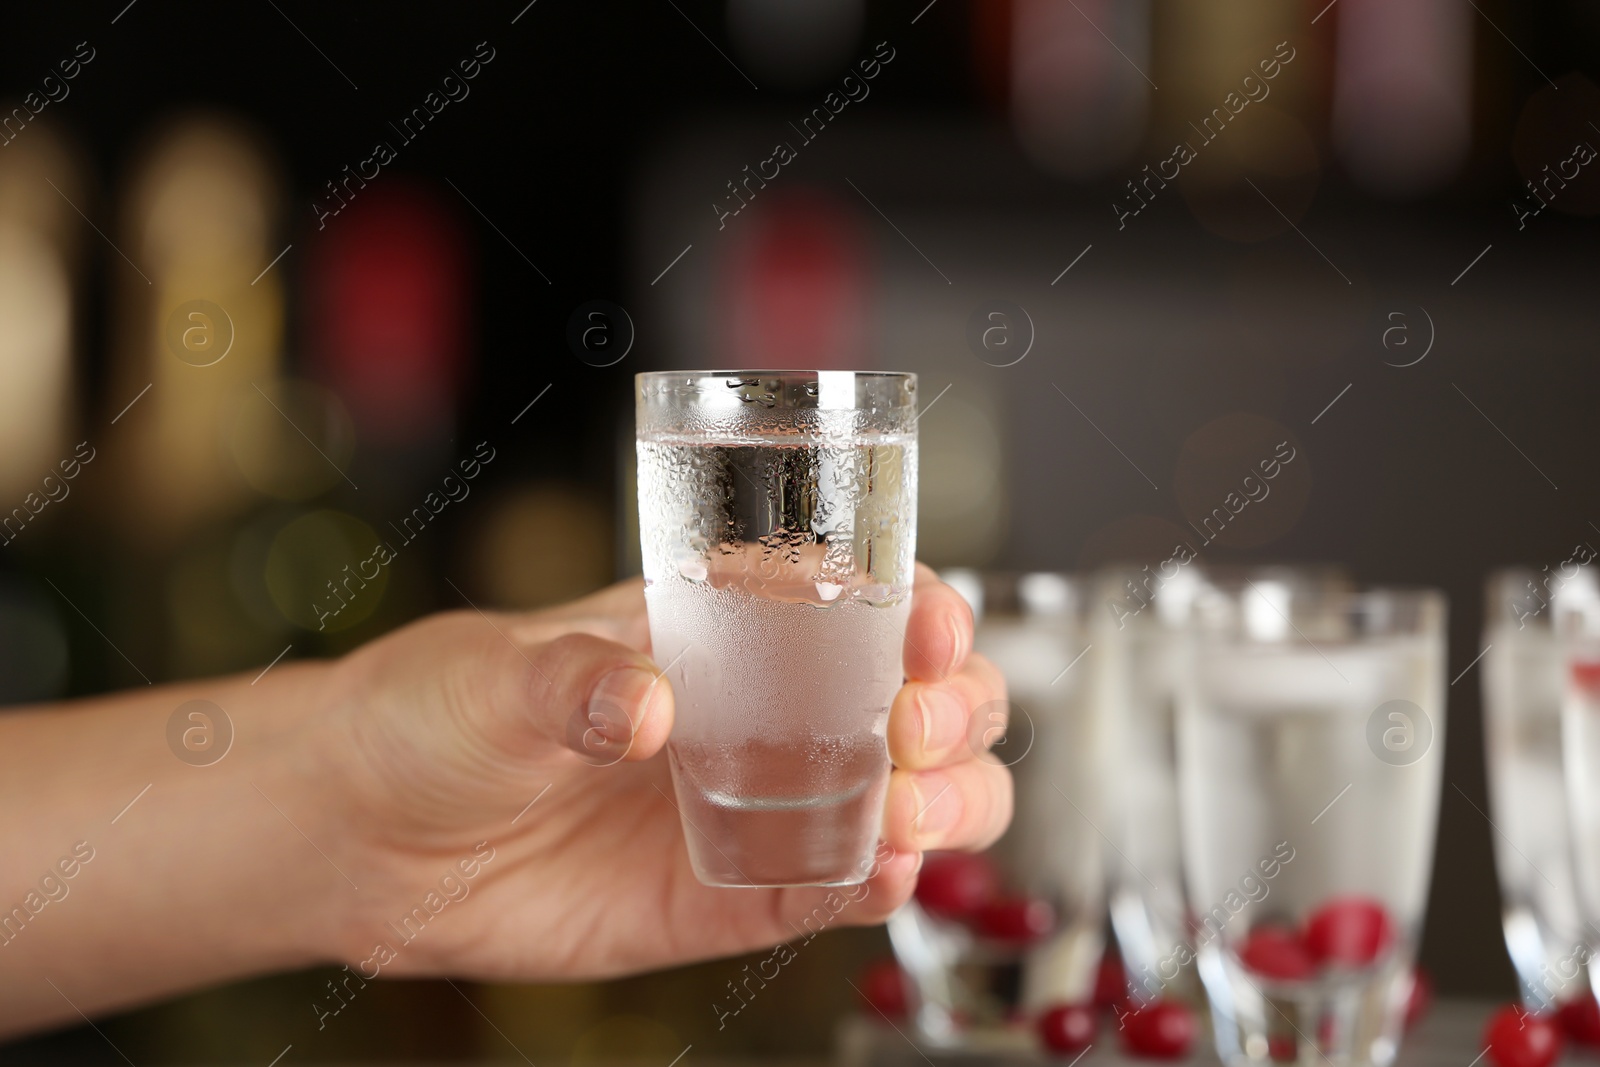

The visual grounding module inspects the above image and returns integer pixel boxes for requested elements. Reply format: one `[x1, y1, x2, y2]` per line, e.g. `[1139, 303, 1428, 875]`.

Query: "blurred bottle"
[1331, 0, 1472, 197]
[106, 114, 287, 545]
[1158, 4, 1323, 242]
[716, 188, 870, 371]
[0, 123, 84, 512]
[92, 114, 305, 684]
[305, 180, 471, 479]
[0, 126, 87, 703]
[302, 181, 474, 629]
[1008, 0, 1152, 177]
[1159, 2, 1315, 125]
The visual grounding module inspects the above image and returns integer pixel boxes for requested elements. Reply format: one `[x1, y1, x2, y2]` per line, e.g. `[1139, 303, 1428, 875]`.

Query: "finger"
[516, 577, 651, 651]
[479, 628, 675, 765]
[886, 652, 1007, 771]
[851, 846, 922, 922]
[903, 564, 975, 682]
[882, 757, 1013, 854]
[768, 846, 924, 932]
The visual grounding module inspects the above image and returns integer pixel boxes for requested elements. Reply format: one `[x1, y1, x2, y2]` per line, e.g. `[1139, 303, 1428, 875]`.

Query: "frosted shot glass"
[635, 371, 918, 888]
[1177, 582, 1445, 1067]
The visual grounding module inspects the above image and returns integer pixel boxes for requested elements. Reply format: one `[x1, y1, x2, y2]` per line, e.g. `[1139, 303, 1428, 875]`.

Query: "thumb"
[481, 629, 676, 767]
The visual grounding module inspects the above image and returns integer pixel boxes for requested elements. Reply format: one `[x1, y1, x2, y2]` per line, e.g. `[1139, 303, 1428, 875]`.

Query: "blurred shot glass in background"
[1094, 562, 1206, 1006]
[888, 572, 1104, 1047]
[1096, 564, 1349, 1009]
[1555, 572, 1600, 1011]
[635, 371, 917, 888]
[1179, 582, 1446, 1067]
[1484, 567, 1594, 1011]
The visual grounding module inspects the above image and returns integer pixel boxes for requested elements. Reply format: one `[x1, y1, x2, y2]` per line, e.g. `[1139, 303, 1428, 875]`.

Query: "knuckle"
[968, 652, 1006, 699]
[541, 631, 601, 662]
[980, 764, 1014, 847]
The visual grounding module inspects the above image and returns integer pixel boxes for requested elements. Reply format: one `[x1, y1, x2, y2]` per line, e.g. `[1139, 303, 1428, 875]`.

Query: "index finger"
[527, 577, 652, 652]
[903, 563, 975, 682]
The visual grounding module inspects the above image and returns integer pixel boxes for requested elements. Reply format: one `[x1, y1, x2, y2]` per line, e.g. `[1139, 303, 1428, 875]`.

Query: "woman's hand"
[0, 565, 1009, 1036]
[312, 565, 1011, 982]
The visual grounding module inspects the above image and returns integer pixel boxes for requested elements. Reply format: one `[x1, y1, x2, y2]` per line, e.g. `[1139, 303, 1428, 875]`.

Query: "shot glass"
[1484, 567, 1593, 1010]
[1095, 564, 1348, 1009]
[1177, 582, 1446, 1067]
[1094, 562, 1206, 1007]
[888, 571, 1104, 1046]
[635, 371, 917, 888]
[1554, 573, 1600, 1003]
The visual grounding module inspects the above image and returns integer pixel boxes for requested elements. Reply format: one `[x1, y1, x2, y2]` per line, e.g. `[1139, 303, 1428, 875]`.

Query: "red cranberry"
[1405, 968, 1434, 1029]
[1484, 1004, 1563, 1067]
[1559, 993, 1600, 1045]
[977, 896, 1057, 943]
[1094, 951, 1128, 1010]
[914, 852, 1000, 920]
[1038, 1003, 1097, 1053]
[1239, 925, 1316, 981]
[1574, 660, 1600, 691]
[1303, 896, 1394, 968]
[1121, 999, 1197, 1059]
[857, 958, 910, 1020]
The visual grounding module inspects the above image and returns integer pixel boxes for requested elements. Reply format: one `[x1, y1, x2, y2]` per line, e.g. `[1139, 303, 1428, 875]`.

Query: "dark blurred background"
[2, 0, 1599, 1061]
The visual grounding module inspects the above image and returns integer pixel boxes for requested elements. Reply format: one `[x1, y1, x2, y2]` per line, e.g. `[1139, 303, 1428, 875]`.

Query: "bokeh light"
[264, 510, 389, 632]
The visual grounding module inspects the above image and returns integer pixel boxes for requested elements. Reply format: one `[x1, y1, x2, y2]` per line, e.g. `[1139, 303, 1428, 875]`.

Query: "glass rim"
[636, 370, 919, 418]
[941, 568, 1089, 621]
[1190, 583, 1447, 638]
[636, 369, 916, 381]
[1093, 562, 1351, 595]
[1339, 585, 1448, 611]
[1485, 562, 1594, 592]
[1489, 563, 1600, 633]
[1201, 583, 1447, 608]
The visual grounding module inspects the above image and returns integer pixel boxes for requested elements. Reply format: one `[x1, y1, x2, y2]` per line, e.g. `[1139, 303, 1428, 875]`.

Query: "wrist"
[0, 659, 361, 1027]
[234, 658, 375, 970]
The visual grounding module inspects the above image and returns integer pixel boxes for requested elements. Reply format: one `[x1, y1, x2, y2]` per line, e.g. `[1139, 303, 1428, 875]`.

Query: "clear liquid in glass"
[1181, 640, 1442, 1067]
[639, 435, 915, 887]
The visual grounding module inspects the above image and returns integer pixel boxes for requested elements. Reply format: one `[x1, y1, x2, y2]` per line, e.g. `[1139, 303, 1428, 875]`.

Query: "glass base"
[1200, 950, 1412, 1067]
[696, 876, 869, 889]
[684, 832, 878, 887]
[838, 1000, 1486, 1067]
[672, 758, 890, 888]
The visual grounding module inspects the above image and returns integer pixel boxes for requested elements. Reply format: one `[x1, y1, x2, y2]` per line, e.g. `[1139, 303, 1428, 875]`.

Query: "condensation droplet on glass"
[857, 582, 894, 605]
[674, 550, 708, 582]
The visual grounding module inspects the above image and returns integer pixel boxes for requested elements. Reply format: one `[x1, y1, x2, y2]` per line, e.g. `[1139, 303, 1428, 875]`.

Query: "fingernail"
[589, 666, 657, 742]
[911, 776, 962, 844]
[946, 612, 966, 673]
[918, 687, 966, 758]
